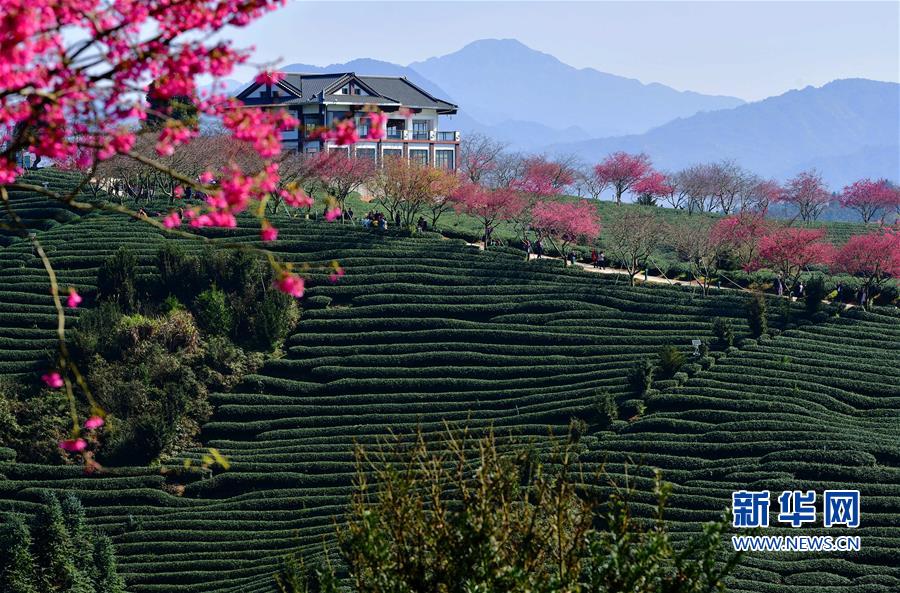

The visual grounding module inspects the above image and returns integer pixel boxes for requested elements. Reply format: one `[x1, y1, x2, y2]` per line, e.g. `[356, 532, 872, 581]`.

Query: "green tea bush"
[746, 293, 768, 337]
[657, 345, 686, 378]
[712, 317, 734, 348]
[96, 246, 139, 313]
[194, 287, 233, 336]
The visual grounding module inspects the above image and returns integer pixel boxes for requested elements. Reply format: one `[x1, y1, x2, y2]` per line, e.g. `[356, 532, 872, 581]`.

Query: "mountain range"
[274, 39, 898, 187]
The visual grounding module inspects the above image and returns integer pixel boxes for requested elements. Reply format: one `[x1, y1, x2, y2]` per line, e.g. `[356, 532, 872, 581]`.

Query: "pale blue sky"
[225, 1, 899, 101]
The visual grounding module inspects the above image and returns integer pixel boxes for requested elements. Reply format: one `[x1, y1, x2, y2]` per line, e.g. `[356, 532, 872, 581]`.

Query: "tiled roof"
[238, 72, 457, 113]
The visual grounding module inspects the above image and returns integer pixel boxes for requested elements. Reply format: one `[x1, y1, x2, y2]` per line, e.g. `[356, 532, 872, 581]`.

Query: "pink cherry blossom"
[163, 212, 182, 228]
[84, 416, 105, 430]
[199, 171, 215, 184]
[59, 438, 88, 453]
[316, 119, 358, 146]
[255, 70, 285, 85]
[280, 186, 314, 208]
[261, 223, 278, 242]
[66, 288, 82, 308]
[274, 273, 305, 298]
[324, 207, 342, 222]
[366, 111, 388, 140]
[329, 265, 345, 283]
[42, 372, 64, 389]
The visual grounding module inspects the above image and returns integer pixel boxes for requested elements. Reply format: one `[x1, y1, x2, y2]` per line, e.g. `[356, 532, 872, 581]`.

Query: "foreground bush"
[70, 307, 260, 465]
[0, 492, 125, 593]
[277, 430, 741, 593]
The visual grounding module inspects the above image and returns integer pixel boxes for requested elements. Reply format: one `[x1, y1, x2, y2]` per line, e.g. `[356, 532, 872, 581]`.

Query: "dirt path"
[467, 240, 856, 307]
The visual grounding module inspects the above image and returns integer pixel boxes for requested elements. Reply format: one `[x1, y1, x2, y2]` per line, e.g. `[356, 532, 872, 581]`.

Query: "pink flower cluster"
[275, 273, 305, 297]
[0, 0, 285, 181]
[316, 118, 359, 145]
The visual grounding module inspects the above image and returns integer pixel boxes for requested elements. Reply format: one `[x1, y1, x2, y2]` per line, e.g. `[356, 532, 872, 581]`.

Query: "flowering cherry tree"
[593, 152, 653, 206]
[310, 152, 375, 223]
[839, 178, 900, 224]
[709, 211, 771, 268]
[531, 200, 601, 263]
[0, 0, 380, 458]
[450, 183, 526, 248]
[834, 229, 900, 294]
[511, 156, 576, 197]
[630, 171, 673, 206]
[779, 170, 832, 223]
[749, 227, 835, 285]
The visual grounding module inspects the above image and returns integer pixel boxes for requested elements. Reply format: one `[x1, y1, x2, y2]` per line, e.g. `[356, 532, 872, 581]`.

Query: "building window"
[382, 148, 402, 161]
[272, 90, 279, 98]
[410, 149, 429, 166]
[412, 120, 431, 140]
[327, 111, 349, 125]
[329, 146, 350, 156]
[435, 150, 455, 170]
[386, 120, 405, 139]
[305, 146, 319, 154]
[340, 85, 350, 94]
[303, 115, 322, 136]
[356, 148, 376, 161]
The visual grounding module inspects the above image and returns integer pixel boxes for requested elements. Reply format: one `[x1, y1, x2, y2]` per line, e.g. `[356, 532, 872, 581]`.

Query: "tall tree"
[0, 514, 38, 593]
[602, 210, 665, 285]
[511, 156, 576, 197]
[92, 535, 126, 593]
[310, 152, 375, 223]
[371, 156, 458, 228]
[593, 152, 653, 205]
[779, 170, 832, 223]
[531, 200, 601, 262]
[839, 178, 900, 224]
[31, 492, 93, 593]
[630, 171, 672, 206]
[834, 229, 900, 295]
[451, 183, 526, 248]
[750, 227, 835, 285]
[459, 132, 507, 185]
[670, 218, 730, 296]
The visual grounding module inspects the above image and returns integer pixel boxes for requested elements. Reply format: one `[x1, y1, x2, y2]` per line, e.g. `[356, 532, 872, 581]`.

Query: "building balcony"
[383, 130, 460, 142]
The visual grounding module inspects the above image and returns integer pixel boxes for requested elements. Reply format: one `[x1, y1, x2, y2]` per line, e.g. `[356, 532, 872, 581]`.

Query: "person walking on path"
[591, 249, 598, 268]
[598, 251, 606, 270]
[535, 237, 544, 259]
[568, 251, 577, 266]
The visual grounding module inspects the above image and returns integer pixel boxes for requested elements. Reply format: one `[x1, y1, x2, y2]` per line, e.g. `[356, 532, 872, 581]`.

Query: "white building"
[236, 72, 460, 170]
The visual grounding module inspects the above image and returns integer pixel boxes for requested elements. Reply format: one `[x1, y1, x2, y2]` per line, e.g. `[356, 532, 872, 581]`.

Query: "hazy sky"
[225, 1, 899, 102]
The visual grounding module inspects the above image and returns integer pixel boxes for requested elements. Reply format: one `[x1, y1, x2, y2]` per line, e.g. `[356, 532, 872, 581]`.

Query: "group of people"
[362, 210, 388, 230]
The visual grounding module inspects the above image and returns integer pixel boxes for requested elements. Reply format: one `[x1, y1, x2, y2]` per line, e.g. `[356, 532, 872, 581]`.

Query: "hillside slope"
[0, 183, 898, 593]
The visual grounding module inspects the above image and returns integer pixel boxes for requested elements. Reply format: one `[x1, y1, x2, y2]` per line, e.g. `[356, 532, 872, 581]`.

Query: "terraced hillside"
[0, 186, 898, 593]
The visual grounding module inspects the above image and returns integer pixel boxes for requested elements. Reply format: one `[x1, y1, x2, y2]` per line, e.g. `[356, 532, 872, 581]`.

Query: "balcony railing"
[320, 129, 460, 143]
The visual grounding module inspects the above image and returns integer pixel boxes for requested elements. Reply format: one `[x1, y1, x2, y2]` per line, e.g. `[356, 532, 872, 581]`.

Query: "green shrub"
[96, 246, 138, 312]
[194, 287, 233, 336]
[805, 275, 827, 314]
[627, 359, 654, 397]
[657, 345, 685, 378]
[746, 293, 768, 337]
[712, 317, 734, 348]
[0, 493, 124, 593]
[277, 431, 740, 593]
[250, 289, 300, 351]
[593, 390, 618, 426]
